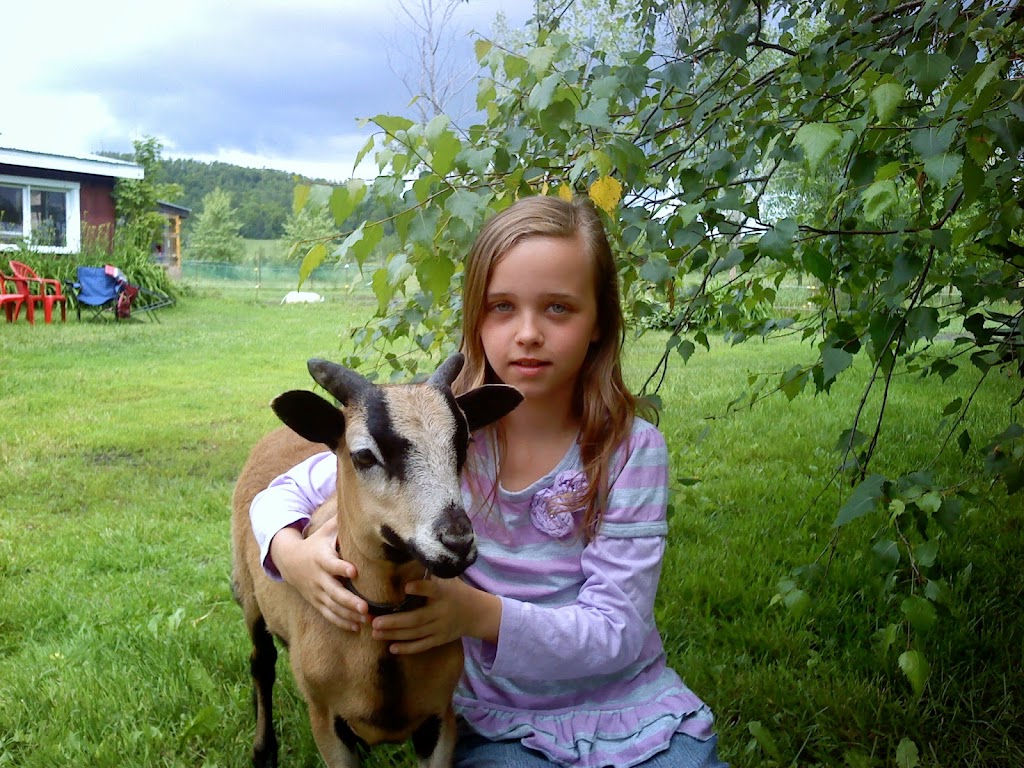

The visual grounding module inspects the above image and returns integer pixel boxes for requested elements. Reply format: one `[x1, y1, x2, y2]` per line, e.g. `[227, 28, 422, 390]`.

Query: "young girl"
[249, 196, 726, 768]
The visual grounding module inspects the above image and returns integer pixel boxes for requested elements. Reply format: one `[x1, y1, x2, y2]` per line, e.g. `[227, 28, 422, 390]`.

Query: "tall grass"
[0, 288, 1020, 767]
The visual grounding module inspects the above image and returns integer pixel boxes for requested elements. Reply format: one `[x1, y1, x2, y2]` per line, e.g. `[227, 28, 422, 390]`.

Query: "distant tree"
[188, 188, 245, 263]
[282, 202, 338, 261]
[113, 137, 183, 249]
[388, 0, 475, 124]
[238, 198, 289, 240]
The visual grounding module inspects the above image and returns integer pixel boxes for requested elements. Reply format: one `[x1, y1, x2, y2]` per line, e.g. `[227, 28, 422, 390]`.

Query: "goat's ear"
[272, 390, 346, 450]
[455, 385, 523, 432]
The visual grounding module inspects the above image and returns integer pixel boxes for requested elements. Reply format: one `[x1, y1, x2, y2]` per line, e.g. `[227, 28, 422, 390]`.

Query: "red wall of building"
[80, 180, 117, 250]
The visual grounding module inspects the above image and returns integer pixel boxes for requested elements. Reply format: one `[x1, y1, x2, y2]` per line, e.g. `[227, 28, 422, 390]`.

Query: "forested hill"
[100, 153, 327, 239]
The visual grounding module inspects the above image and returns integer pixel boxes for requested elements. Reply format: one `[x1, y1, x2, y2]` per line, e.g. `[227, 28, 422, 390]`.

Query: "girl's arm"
[249, 450, 337, 577]
[250, 451, 370, 630]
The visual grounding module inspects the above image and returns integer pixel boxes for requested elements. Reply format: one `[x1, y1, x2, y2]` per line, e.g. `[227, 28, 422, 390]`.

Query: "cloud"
[1, 0, 534, 180]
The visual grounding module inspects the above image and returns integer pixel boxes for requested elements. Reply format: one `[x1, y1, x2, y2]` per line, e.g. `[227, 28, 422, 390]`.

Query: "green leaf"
[371, 267, 393, 314]
[870, 82, 905, 123]
[898, 650, 930, 698]
[923, 153, 963, 188]
[936, 497, 961, 533]
[872, 539, 900, 570]
[896, 737, 921, 768]
[793, 123, 842, 170]
[862, 179, 898, 221]
[445, 189, 485, 229]
[783, 587, 811, 618]
[353, 135, 375, 171]
[660, 60, 693, 91]
[416, 255, 455, 302]
[958, 429, 972, 456]
[916, 491, 942, 514]
[906, 51, 953, 98]
[780, 365, 809, 401]
[835, 474, 886, 527]
[675, 339, 695, 362]
[335, 221, 383, 269]
[526, 44, 557, 74]
[901, 596, 937, 632]
[297, 243, 329, 287]
[431, 132, 462, 176]
[640, 255, 673, 284]
[915, 540, 939, 568]
[329, 180, 367, 227]
[292, 184, 311, 216]
[578, 98, 612, 129]
[719, 32, 749, 60]
[474, 39, 492, 63]
[802, 247, 832, 284]
[528, 74, 561, 112]
[874, 622, 900, 657]
[757, 218, 797, 260]
[906, 306, 939, 342]
[372, 114, 415, 136]
[910, 121, 957, 159]
[822, 345, 854, 383]
[747, 721, 783, 762]
[476, 77, 497, 111]
[942, 397, 963, 417]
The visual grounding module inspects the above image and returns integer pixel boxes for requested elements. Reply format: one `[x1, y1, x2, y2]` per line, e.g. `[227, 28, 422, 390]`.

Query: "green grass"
[1, 292, 1021, 767]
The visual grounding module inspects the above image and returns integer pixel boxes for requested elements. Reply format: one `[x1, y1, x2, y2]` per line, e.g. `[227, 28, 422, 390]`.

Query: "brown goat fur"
[231, 355, 522, 768]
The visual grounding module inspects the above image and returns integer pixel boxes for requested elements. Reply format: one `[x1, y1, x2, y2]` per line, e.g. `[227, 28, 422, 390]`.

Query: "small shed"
[156, 200, 191, 277]
[0, 145, 143, 254]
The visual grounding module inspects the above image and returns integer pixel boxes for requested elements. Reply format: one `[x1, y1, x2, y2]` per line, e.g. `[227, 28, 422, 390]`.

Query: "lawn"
[1, 287, 1021, 767]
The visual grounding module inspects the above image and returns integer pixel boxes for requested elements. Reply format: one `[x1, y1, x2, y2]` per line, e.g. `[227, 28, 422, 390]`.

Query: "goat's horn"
[428, 352, 465, 388]
[307, 359, 373, 405]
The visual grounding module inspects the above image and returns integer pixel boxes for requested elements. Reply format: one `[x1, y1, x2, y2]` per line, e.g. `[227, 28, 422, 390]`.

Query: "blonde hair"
[452, 195, 641, 537]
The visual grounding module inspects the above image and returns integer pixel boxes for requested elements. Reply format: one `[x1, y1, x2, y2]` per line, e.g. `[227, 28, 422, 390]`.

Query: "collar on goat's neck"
[335, 538, 429, 618]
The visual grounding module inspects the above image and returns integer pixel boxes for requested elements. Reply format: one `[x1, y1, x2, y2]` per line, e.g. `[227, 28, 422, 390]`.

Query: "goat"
[231, 353, 522, 768]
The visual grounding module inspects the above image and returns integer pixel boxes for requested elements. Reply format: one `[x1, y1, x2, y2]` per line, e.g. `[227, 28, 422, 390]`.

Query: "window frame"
[0, 174, 81, 254]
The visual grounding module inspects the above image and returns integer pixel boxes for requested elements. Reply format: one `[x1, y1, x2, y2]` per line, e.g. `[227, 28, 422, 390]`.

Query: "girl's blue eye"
[550, 303, 567, 314]
[493, 301, 513, 312]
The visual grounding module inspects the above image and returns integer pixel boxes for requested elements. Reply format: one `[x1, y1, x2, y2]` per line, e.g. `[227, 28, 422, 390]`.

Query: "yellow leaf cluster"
[588, 176, 622, 213]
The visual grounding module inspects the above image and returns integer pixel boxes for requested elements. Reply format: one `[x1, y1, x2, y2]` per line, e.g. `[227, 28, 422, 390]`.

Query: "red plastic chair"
[9, 260, 67, 324]
[1, 272, 28, 323]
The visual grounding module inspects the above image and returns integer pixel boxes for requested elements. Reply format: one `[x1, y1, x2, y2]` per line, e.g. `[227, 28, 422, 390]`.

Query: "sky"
[2, 0, 535, 182]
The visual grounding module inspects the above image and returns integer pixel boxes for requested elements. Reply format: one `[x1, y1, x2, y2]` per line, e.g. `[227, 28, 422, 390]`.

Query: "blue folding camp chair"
[66, 266, 173, 323]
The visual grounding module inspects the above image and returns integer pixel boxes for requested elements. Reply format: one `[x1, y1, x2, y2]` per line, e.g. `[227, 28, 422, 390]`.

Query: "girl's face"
[479, 234, 599, 410]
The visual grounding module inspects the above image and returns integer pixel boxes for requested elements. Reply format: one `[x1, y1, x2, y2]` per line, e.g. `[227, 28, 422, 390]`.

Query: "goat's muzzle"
[431, 503, 477, 578]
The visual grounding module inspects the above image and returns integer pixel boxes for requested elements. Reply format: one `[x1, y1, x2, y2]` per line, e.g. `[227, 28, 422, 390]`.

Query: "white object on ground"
[281, 291, 324, 304]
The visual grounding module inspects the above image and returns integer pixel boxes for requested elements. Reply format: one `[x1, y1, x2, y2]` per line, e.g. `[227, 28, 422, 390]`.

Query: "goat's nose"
[438, 506, 474, 558]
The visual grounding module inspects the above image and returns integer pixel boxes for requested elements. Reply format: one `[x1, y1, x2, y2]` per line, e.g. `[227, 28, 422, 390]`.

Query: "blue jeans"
[453, 731, 728, 768]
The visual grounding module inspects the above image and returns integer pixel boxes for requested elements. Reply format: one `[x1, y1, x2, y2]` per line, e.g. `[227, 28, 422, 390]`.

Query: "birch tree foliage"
[295, 0, 1023, 695]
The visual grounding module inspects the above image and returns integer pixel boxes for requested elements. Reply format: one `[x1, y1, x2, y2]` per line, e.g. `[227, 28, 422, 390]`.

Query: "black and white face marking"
[345, 384, 477, 576]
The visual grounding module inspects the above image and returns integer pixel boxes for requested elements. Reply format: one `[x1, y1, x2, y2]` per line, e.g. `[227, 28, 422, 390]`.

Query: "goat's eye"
[351, 449, 378, 470]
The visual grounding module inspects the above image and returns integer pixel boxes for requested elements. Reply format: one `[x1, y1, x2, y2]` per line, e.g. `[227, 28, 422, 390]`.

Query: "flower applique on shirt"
[530, 470, 587, 538]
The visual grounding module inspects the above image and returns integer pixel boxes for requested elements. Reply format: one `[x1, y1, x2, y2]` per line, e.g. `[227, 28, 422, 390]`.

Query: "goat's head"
[271, 353, 522, 578]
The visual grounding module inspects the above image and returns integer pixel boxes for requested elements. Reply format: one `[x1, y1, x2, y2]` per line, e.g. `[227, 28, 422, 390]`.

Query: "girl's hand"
[271, 516, 369, 631]
[371, 578, 501, 655]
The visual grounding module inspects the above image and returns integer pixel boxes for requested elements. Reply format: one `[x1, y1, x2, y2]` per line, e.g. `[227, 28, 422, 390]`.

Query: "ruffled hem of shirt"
[454, 689, 715, 768]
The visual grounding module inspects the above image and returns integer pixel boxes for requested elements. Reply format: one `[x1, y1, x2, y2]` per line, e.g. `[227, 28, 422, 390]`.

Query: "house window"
[0, 175, 81, 253]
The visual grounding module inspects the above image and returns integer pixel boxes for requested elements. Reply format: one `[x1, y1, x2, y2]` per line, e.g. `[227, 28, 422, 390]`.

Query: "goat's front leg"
[309, 704, 361, 768]
[248, 616, 279, 768]
[413, 707, 457, 768]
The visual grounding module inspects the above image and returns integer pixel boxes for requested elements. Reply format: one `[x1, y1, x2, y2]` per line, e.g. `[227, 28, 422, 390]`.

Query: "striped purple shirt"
[249, 417, 715, 767]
